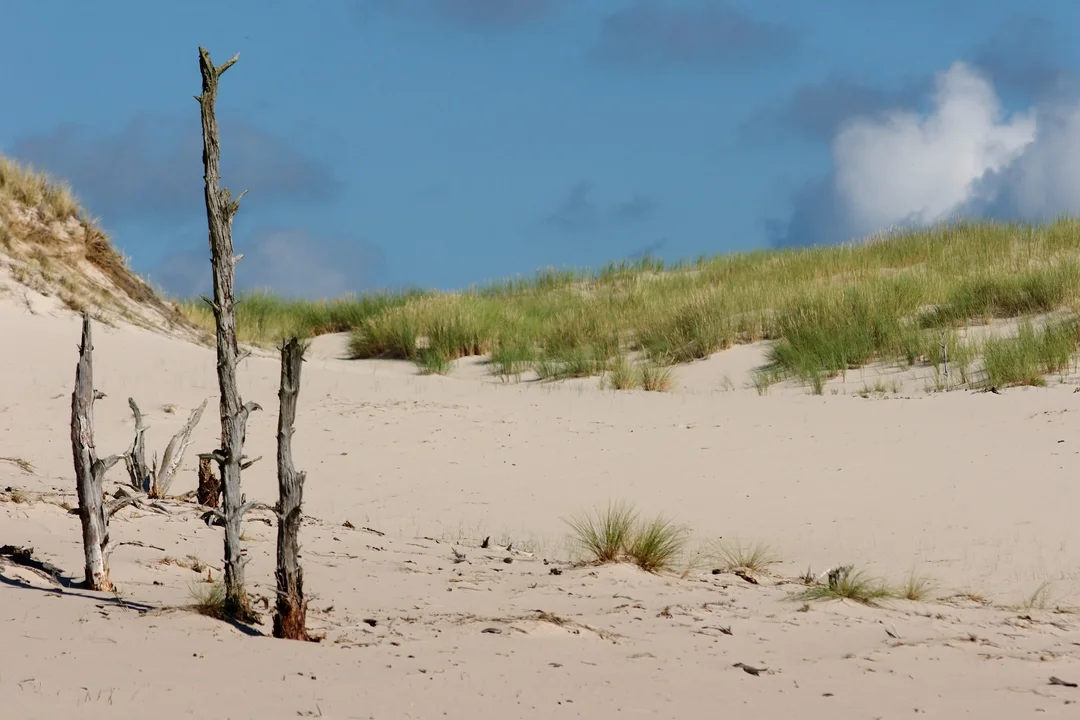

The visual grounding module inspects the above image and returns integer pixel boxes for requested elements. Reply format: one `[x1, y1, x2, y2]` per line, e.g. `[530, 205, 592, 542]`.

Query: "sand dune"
[3, 293, 1080, 718]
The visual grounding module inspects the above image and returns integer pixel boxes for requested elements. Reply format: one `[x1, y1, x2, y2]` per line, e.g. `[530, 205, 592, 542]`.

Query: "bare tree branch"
[240, 455, 262, 471]
[154, 399, 208, 497]
[105, 495, 139, 518]
[238, 500, 272, 518]
[123, 398, 151, 493]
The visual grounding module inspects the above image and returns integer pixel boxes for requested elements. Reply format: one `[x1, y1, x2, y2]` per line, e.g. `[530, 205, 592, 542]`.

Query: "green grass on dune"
[179, 288, 430, 344]
[179, 219, 1080, 391]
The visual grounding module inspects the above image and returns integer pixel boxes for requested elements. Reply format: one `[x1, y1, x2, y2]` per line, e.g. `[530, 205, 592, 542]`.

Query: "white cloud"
[974, 100, 1080, 219]
[828, 61, 1063, 237]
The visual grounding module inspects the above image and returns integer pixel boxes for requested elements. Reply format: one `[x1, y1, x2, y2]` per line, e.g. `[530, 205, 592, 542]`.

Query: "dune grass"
[898, 570, 936, 602]
[173, 219, 1080, 389]
[709, 539, 781, 574]
[564, 502, 639, 565]
[178, 289, 431, 345]
[564, 502, 690, 572]
[793, 565, 895, 606]
[0, 156, 83, 223]
[188, 579, 228, 619]
[626, 516, 692, 572]
[981, 318, 1080, 387]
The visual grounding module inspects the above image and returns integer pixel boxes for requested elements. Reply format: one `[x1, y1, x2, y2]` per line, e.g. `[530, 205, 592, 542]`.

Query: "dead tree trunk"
[71, 313, 123, 592]
[273, 338, 314, 641]
[197, 46, 261, 622]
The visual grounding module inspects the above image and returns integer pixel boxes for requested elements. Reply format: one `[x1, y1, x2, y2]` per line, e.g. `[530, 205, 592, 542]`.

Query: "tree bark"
[196, 46, 261, 622]
[71, 313, 122, 592]
[273, 338, 313, 641]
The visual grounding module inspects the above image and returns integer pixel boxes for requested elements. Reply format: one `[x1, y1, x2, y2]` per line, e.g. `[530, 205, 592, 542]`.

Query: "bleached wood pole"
[273, 338, 313, 640]
[196, 46, 261, 621]
[71, 312, 123, 592]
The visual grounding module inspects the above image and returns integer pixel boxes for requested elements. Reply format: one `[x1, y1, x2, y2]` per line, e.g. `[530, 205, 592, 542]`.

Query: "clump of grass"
[709, 539, 780, 574]
[897, 570, 935, 601]
[604, 354, 640, 390]
[766, 280, 923, 387]
[424, 306, 496, 359]
[981, 318, 1080, 388]
[348, 310, 421, 360]
[792, 565, 894, 606]
[564, 502, 690, 572]
[625, 516, 691, 572]
[602, 356, 674, 391]
[535, 346, 609, 381]
[920, 266, 1079, 327]
[415, 348, 455, 375]
[636, 290, 731, 363]
[489, 337, 535, 381]
[564, 502, 639, 564]
[0, 156, 82, 222]
[638, 361, 674, 392]
[188, 580, 227, 619]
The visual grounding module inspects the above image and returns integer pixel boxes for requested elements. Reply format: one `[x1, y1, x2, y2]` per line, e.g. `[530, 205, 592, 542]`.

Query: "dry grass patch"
[188, 579, 227, 620]
[1, 487, 29, 504]
[0, 456, 35, 474]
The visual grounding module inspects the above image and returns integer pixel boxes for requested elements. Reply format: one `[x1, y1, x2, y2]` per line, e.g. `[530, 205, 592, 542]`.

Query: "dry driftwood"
[71, 313, 123, 592]
[124, 398, 207, 498]
[273, 338, 317, 641]
[197, 46, 261, 621]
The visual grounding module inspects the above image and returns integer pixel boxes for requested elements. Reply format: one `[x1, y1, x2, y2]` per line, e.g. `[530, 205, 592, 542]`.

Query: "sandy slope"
[3, 296, 1080, 718]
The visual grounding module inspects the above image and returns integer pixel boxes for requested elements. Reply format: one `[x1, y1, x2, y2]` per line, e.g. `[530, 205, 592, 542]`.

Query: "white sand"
[2, 294, 1080, 718]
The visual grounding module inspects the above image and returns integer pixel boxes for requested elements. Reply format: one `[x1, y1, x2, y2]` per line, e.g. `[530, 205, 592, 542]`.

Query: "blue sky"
[3, 0, 1079, 299]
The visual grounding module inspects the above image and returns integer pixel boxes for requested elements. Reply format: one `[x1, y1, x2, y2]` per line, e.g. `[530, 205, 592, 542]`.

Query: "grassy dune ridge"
[179, 219, 1080, 392]
[1, 156, 184, 325]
